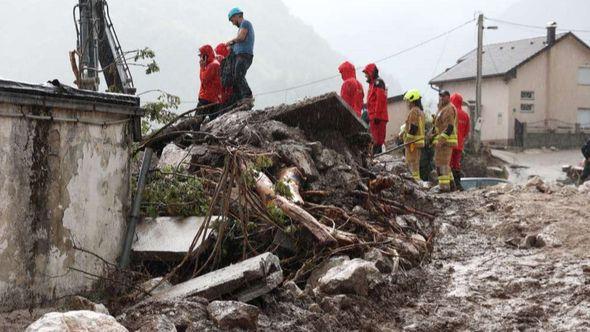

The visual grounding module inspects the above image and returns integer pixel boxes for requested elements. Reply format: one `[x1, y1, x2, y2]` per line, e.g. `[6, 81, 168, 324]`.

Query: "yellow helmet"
[403, 89, 421, 102]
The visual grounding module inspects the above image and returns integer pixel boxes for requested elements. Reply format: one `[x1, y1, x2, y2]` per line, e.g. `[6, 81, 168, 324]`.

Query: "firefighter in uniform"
[401, 89, 426, 181]
[433, 90, 458, 192]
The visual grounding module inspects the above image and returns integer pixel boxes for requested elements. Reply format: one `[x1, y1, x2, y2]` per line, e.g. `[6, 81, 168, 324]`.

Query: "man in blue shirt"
[226, 8, 255, 104]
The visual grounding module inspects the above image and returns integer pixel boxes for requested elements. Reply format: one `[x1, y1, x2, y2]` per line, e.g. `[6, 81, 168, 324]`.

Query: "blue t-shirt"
[233, 20, 255, 55]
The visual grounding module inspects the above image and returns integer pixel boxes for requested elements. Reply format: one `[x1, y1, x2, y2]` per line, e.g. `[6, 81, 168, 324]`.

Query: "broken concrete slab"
[207, 301, 260, 330]
[26, 311, 127, 332]
[152, 252, 283, 303]
[132, 216, 218, 261]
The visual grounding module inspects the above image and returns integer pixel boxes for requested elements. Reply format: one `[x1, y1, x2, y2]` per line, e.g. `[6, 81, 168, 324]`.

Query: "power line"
[485, 17, 590, 34]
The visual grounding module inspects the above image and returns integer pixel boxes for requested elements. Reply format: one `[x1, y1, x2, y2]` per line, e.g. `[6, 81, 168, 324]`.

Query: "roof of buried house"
[0, 79, 141, 115]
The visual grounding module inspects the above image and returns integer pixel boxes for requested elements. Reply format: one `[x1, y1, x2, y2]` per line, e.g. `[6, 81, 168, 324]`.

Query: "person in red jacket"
[198, 44, 222, 108]
[338, 61, 364, 117]
[363, 63, 388, 154]
[215, 43, 234, 105]
[450, 92, 470, 190]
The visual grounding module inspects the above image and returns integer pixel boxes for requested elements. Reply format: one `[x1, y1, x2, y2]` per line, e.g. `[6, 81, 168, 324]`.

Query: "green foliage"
[141, 170, 209, 217]
[274, 180, 293, 200]
[142, 91, 181, 135]
[241, 167, 257, 188]
[267, 202, 288, 226]
[253, 155, 274, 171]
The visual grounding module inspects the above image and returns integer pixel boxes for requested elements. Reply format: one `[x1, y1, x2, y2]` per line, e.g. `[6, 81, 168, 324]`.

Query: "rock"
[118, 298, 208, 331]
[550, 146, 558, 151]
[363, 248, 395, 273]
[411, 234, 426, 243]
[282, 280, 304, 299]
[307, 256, 350, 291]
[579, 181, 590, 194]
[439, 223, 458, 237]
[26, 311, 127, 332]
[277, 143, 319, 181]
[526, 176, 549, 193]
[207, 301, 260, 330]
[485, 203, 496, 211]
[60, 296, 110, 315]
[308, 303, 323, 313]
[157, 144, 189, 170]
[521, 234, 546, 249]
[135, 315, 176, 332]
[315, 258, 381, 296]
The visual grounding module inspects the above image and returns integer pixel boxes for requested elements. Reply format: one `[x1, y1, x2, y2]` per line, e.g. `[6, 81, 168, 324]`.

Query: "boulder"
[60, 296, 110, 315]
[282, 280, 304, 299]
[363, 248, 395, 274]
[207, 301, 260, 330]
[307, 256, 350, 291]
[26, 311, 127, 332]
[315, 258, 381, 296]
[276, 143, 319, 181]
[157, 144, 189, 171]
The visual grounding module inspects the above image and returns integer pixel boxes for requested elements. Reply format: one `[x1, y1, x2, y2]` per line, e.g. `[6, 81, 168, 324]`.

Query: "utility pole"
[474, 13, 484, 153]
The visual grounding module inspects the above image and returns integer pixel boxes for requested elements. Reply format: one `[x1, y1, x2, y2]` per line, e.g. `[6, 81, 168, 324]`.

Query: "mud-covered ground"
[257, 183, 590, 331]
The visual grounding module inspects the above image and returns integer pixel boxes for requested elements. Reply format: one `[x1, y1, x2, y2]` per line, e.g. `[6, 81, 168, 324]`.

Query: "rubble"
[157, 143, 190, 171]
[315, 258, 381, 296]
[132, 216, 217, 261]
[152, 252, 283, 302]
[118, 298, 209, 331]
[207, 301, 260, 330]
[26, 311, 127, 332]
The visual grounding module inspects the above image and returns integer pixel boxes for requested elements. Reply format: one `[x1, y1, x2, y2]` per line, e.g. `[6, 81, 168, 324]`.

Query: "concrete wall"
[439, 77, 510, 142]
[385, 99, 408, 143]
[0, 102, 133, 310]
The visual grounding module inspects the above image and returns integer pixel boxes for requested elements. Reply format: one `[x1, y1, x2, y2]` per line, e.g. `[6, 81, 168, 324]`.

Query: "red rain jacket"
[363, 63, 388, 122]
[215, 43, 230, 62]
[338, 61, 364, 117]
[450, 93, 470, 151]
[198, 45, 222, 103]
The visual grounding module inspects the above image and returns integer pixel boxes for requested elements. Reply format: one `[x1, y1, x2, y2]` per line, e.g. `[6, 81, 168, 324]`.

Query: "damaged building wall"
[0, 80, 140, 311]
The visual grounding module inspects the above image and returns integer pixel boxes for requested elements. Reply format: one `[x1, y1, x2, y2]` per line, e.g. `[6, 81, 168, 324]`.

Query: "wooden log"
[274, 196, 337, 246]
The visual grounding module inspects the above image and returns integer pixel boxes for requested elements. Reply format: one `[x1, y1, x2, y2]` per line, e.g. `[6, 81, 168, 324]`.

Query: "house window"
[579, 67, 590, 85]
[521, 91, 535, 100]
[520, 103, 534, 113]
[579, 108, 590, 127]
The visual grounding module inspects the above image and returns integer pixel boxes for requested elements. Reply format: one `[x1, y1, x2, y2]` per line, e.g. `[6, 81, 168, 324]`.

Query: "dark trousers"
[420, 146, 434, 181]
[581, 159, 590, 184]
[197, 99, 219, 120]
[234, 54, 253, 100]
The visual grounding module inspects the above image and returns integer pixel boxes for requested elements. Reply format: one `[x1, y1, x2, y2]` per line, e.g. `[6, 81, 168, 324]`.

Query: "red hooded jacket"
[215, 43, 230, 62]
[450, 93, 470, 151]
[199, 45, 222, 103]
[363, 63, 388, 122]
[338, 61, 364, 117]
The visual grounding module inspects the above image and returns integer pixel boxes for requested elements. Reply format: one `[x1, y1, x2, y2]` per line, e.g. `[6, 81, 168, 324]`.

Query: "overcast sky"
[282, 0, 590, 102]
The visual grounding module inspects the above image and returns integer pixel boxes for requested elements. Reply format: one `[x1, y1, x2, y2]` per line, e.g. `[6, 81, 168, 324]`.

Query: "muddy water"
[397, 189, 590, 331]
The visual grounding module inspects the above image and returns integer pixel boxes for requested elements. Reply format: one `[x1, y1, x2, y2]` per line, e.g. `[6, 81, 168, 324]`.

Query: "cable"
[485, 17, 590, 34]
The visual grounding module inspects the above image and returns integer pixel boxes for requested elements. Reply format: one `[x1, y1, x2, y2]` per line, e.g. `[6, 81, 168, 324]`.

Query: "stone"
[282, 281, 304, 299]
[26, 311, 127, 332]
[526, 176, 549, 193]
[550, 146, 558, 151]
[308, 303, 323, 313]
[307, 256, 350, 291]
[157, 143, 190, 170]
[140, 277, 173, 295]
[132, 216, 218, 261]
[319, 295, 353, 313]
[207, 301, 259, 330]
[152, 252, 283, 303]
[315, 258, 381, 296]
[363, 248, 395, 274]
[60, 296, 110, 315]
[579, 181, 590, 194]
[521, 234, 546, 249]
[135, 315, 176, 332]
[276, 143, 320, 181]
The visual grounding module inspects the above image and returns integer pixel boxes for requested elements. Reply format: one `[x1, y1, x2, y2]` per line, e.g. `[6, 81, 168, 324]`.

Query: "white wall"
[0, 102, 131, 311]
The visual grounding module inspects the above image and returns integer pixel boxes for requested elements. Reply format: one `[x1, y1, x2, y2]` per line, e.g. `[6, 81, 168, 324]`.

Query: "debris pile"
[135, 93, 435, 282]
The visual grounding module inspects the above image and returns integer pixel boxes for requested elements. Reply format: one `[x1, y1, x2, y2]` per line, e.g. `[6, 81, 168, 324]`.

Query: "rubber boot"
[453, 169, 464, 191]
